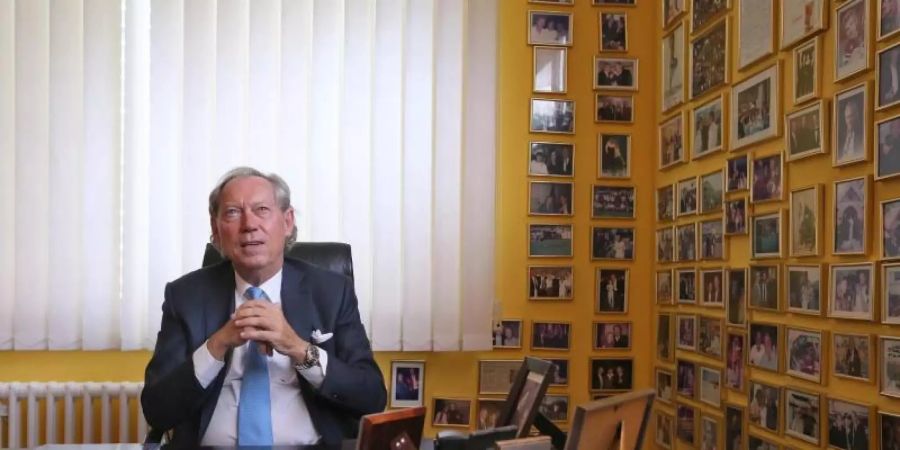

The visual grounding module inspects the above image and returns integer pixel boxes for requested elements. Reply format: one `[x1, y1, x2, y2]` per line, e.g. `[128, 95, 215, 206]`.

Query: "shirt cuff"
[297, 347, 328, 389]
[192, 340, 226, 389]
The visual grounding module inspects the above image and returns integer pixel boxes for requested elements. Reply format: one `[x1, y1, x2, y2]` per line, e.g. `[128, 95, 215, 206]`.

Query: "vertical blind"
[0, 0, 497, 352]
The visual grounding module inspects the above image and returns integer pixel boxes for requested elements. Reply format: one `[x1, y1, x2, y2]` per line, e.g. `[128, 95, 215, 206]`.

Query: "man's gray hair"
[208, 166, 298, 248]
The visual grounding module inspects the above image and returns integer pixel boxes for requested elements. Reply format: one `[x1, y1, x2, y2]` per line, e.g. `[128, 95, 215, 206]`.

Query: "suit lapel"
[200, 262, 236, 441]
[281, 260, 317, 343]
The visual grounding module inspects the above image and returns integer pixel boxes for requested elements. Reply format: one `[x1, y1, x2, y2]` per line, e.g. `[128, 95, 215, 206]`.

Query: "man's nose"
[240, 208, 260, 231]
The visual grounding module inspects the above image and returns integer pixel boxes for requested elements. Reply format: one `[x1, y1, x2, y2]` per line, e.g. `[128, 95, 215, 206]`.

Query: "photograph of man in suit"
[836, 92, 865, 164]
[142, 167, 386, 447]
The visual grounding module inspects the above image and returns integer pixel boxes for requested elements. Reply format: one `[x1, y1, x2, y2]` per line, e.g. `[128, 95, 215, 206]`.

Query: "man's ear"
[210, 217, 219, 245]
[284, 207, 296, 237]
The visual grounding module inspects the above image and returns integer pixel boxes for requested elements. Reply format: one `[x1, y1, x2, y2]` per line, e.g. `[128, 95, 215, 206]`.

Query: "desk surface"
[36, 440, 437, 450]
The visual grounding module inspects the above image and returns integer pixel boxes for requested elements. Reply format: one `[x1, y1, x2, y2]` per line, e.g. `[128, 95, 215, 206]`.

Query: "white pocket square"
[311, 329, 333, 344]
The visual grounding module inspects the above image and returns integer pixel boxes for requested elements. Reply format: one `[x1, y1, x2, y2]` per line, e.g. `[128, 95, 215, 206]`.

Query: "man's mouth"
[241, 241, 264, 248]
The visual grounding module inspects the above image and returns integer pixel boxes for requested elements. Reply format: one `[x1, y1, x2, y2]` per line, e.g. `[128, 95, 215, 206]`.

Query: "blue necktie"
[238, 286, 274, 445]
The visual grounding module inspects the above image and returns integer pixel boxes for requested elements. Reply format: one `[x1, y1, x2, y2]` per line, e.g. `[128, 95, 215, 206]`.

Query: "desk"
[36, 440, 437, 450]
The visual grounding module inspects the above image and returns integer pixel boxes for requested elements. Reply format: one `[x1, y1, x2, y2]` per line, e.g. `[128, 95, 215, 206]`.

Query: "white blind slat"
[213, 0, 247, 177]
[0, 0, 16, 350]
[247, 0, 280, 172]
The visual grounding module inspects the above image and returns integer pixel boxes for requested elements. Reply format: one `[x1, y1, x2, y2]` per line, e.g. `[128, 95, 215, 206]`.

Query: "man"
[838, 98, 864, 162]
[142, 168, 386, 447]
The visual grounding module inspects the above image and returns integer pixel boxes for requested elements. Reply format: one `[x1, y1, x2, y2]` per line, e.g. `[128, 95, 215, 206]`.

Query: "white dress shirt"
[192, 269, 330, 446]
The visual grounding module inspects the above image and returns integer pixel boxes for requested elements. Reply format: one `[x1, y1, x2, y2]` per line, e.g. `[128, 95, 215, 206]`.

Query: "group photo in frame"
[529, 223, 573, 258]
[676, 223, 697, 262]
[657, 184, 675, 221]
[732, 65, 780, 150]
[531, 321, 571, 351]
[595, 94, 634, 123]
[698, 315, 724, 359]
[834, 83, 869, 166]
[533, 46, 567, 94]
[657, 227, 675, 263]
[698, 366, 722, 408]
[751, 152, 784, 203]
[881, 336, 900, 397]
[528, 11, 572, 46]
[748, 381, 780, 433]
[699, 170, 723, 214]
[591, 226, 635, 260]
[539, 395, 568, 423]
[590, 358, 634, 392]
[432, 398, 471, 427]
[689, 19, 728, 100]
[677, 314, 697, 351]
[833, 177, 868, 255]
[781, 0, 825, 49]
[828, 398, 871, 450]
[660, 113, 686, 169]
[725, 333, 745, 392]
[751, 211, 782, 259]
[548, 358, 569, 387]
[692, 0, 730, 31]
[677, 268, 698, 304]
[878, 43, 900, 109]
[790, 185, 821, 257]
[787, 264, 822, 315]
[390, 360, 425, 408]
[737, 0, 773, 70]
[786, 327, 823, 383]
[677, 176, 698, 216]
[726, 154, 749, 193]
[829, 263, 875, 321]
[748, 322, 780, 372]
[835, 0, 870, 82]
[727, 268, 747, 327]
[529, 181, 573, 216]
[529, 142, 574, 177]
[528, 265, 574, 300]
[599, 133, 632, 179]
[692, 95, 725, 158]
[600, 12, 628, 52]
[596, 268, 629, 313]
[594, 57, 637, 91]
[530, 98, 574, 134]
[657, 269, 674, 304]
[749, 265, 779, 311]
[593, 321, 631, 350]
[784, 388, 821, 445]
[883, 199, 900, 259]
[834, 332, 871, 381]
[725, 198, 747, 235]
[786, 100, 828, 161]
[592, 185, 635, 219]
[662, 23, 686, 112]
[877, 115, 900, 180]
[793, 37, 820, 104]
[700, 219, 725, 260]
[493, 319, 522, 349]
[677, 359, 697, 399]
[476, 398, 504, 430]
[883, 263, 900, 324]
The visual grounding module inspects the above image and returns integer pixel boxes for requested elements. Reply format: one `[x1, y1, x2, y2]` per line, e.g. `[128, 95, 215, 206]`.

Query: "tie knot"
[244, 286, 268, 300]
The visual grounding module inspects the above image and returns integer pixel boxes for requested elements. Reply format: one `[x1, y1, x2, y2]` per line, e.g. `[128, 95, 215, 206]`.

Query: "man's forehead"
[220, 176, 277, 203]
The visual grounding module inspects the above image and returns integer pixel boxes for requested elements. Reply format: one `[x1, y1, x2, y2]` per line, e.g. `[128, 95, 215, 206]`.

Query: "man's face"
[211, 176, 295, 281]
[844, 102, 858, 127]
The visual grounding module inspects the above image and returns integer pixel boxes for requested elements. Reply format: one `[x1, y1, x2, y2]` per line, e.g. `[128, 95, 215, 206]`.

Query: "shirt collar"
[234, 268, 283, 304]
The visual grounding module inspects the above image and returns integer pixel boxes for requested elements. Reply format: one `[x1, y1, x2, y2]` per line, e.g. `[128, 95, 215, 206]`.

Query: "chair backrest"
[202, 242, 355, 280]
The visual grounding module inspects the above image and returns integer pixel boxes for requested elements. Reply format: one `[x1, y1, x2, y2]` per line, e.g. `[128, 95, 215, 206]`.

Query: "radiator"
[0, 382, 148, 448]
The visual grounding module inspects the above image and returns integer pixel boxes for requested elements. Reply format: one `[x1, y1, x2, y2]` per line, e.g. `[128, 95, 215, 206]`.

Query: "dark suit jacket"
[141, 258, 386, 448]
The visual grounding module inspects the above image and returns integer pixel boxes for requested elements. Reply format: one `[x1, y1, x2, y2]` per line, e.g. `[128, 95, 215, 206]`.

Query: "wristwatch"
[294, 344, 320, 371]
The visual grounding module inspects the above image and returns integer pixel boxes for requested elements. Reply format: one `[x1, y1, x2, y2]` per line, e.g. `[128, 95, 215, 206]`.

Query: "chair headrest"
[202, 242, 354, 281]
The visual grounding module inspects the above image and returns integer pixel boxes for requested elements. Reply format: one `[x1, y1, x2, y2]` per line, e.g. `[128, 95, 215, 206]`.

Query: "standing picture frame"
[731, 64, 780, 150]
[689, 19, 729, 100]
[790, 185, 821, 257]
[835, 0, 870, 82]
[737, 0, 774, 70]
[833, 176, 869, 255]
[662, 23, 686, 112]
[793, 37, 821, 105]
[781, 0, 826, 50]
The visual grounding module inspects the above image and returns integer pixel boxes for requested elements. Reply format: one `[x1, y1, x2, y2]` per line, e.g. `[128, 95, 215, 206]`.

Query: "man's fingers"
[233, 316, 270, 329]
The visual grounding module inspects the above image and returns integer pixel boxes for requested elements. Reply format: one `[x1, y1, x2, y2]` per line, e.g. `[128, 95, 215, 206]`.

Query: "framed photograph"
[787, 265, 822, 315]
[828, 398, 871, 450]
[664, 0, 686, 29]
[657, 184, 675, 221]
[700, 219, 724, 260]
[692, 94, 725, 158]
[885, 264, 900, 323]
[658, 313, 674, 362]
[884, 200, 900, 261]
[595, 94, 634, 124]
[748, 434, 779, 450]
[657, 227, 675, 263]
[698, 316, 724, 359]
[749, 265, 779, 311]
[677, 268, 697, 303]
[738, 0, 774, 69]
[677, 176, 698, 216]
[594, 321, 631, 350]
[881, 0, 900, 40]
[692, 0, 730, 31]
[432, 398, 471, 427]
[594, 58, 637, 92]
[528, 266, 573, 300]
[749, 381, 780, 433]
[530, 0, 574, 4]
[829, 263, 875, 320]
[786, 100, 828, 160]
[726, 405, 745, 450]
[529, 181, 573, 216]
[879, 45, 900, 109]
[877, 115, 900, 180]
[677, 404, 697, 446]
[591, 227, 635, 260]
[657, 412, 675, 450]
[784, 388, 821, 445]
[589, 358, 633, 392]
[700, 269, 724, 307]
[546, 358, 569, 387]
[660, 113, 686, 169]
[530, 98, 574, 134]
[529, 142, 574, 178]
[834, 333, 872, 381]
[781, 0, 826, 49]
[786, 327, 824, 383]
[391, 361, 425, 408]
[833, 177, 868, 255]
[882, 336, 900, 397]
[726, 154, 749, 192]
[657, 368, 675, 404]
[677, 314, 697, 351]
[657, 269, 674, 304]
[834, 83, 869, 166]
[599, 133, 631, 178]
[725, 198, 748, 235]
[531, 321, 571, 351]
[793, 37, 820, 105]
[790, 185, 821, 257]
[835, 0, 870, 82]
[476, 398, 505, 430]
[677, 359, 697, 399]
[882, 411, 900, 450]
[529, 224, 573, 258]
[593, 0, 636, 4]
[701, 416, 722, 450]
[492, 320, 522, 349]
[533, 46, 567, 94]
[539, 395, 568, 423]
[690, 19, 729, 100]
[699, 366, 722, 408]
[676, 223, 697, 262]
[528, 11, 572, 46]
[591, 185, 635, 219]
[662, 23, 686, 112]
[478, 360, 522, 395]
[600, 12, 628, 52]
[748, 322, 780, 372]
[596, 268, 629, 313]
[725, 332, 746, 392]
[751, 153, 784, 203]
[700, 170, 724, 214]
[732, 64, 780, 150]
[727, 268, 748, 327]
[751, 211, 783, 259]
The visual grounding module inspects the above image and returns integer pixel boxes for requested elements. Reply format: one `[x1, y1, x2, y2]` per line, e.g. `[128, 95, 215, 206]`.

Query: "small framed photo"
[701, 415, 722, 450]
[657, 269, 674, 304]
[692, 94, 725, 158]
[786, 264, 822, 315]
[593, 0, 636, 4]
[698, 316, 724, 359]
[478, 359, 522, 395]
[882, 336, 900, 397]
[884, 263, 900, 323]
[828, 398, 871, 450]
[529, 224, 573, 258]
[882, 0, 900, 40]
[725, 332, 746, 392]
[833, 177, 869, 255]
[732, 65, 780, 150]
[884, 199, 900, 260]
[750, 152, 784, 203]
[882, 411, 900, 450]
[700, 269, 725, 307]
[533, 46, 567, 94]
[689, 19, 729, 100]
[692, 0, 730, 32]
[677, 314, 697, 351]
[657, 227, 675, 263]
[793, 37, 820, 105]
[748, 322, 780, 372]
[548, 358, 569, 386]
[725, 198, 748, 235]
[726, 405, 745, 450]
[594, 57, 638, 91]
[660, 113, 686, 169]
[737, 0, 774, 70]
[785, 100, 828, 161]
[699, 366, 722, 408]
[781, 0, 826, 49]
[530, 98, 574, 134]
[476, 398, 505, 430]
[834, 83, 869, 166]
[749, 265, 779, 311]
[529, 142, 574, 178]
[677, 268, 697, 303]
[658, 313, 674, 362]
[699, 170, 724, 214]
[591, 185, 635, 219]
[834, 333, 872, 381]
[676, 223, 697, 262]
[591, 227, 635, 260]
[528, 265, 574, 300]
[786, 327, 824, 383]
[530, 0, 574, 4]
[657, 368, 675, 404]
[596, 268, 629, 313]
[835, 0, 870, 82]
[664, 1, 687, 29]
[751, 211, 783, 259]
[879, 45, 900, 110]
[677, 176, 698, 216]
[593, 321, 631, 350]
[492, 320, 522, 349]
[748, 434, 779, 450]
[391, 360, 425, 408]
[529, 181, 574, 216]
[790, 185, 821, 257]
[726, 154, 749, 192]
[829, 263, 875, 321]
[662, 23, 686, 112]
[700, 219, 725, 260]
[657, 412, 675, 450]
[677, 404, 697, 446]
[528, 11, 572, 46]
[595, 94, 634, 123]
[677, 359, 697, 399]
[432, 397, 471, 427]
[877, 115, 900, 180]
[599, 133, 631, 179]
[531, 321, 571, 351]
[784, 388, 821, 445]
[590, 357, 633, 392]
[600, 12, 628, 52]
[749, 381, 781, 433]
[726, 268, 748, 327]
[539, 395, 569, 423]
[657, 184, 675, 222]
